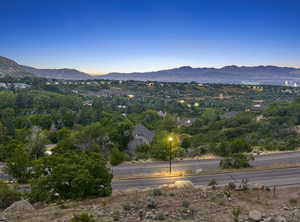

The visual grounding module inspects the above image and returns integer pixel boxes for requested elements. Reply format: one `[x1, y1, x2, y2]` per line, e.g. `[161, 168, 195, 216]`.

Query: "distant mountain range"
[1, 56, 300, 86]
[0, 56, 90, 80]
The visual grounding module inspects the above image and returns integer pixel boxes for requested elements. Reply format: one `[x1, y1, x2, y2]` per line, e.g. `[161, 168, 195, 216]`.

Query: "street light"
[168, 136, 173, 175]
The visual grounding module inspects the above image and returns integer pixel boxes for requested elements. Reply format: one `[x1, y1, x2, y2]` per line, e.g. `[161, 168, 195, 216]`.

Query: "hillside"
[23, 66, 91, 80]
[0, 56, 91, 80]
[1, 184, 299, 222]
[0, 56, 33, 78]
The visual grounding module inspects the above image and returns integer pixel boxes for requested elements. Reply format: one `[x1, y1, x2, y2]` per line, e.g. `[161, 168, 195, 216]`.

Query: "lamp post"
[168, 137, 173, 175]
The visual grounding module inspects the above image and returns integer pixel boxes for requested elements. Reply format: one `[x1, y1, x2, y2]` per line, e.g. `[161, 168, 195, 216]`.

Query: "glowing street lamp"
[168, 136, 173, 175]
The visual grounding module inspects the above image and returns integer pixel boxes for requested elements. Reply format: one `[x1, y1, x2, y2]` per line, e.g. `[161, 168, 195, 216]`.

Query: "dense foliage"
[30, 150, 112, 202]
[0, 180, 21, 209]
[1, 76, 300, 202]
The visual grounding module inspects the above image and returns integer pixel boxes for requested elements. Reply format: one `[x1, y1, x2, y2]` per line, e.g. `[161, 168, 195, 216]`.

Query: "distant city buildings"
[284, 80, 298, 87]
[0, 82, 31, 89]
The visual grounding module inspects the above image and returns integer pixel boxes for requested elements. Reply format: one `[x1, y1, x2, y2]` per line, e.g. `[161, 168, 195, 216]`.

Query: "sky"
[1, 0, 300, 74]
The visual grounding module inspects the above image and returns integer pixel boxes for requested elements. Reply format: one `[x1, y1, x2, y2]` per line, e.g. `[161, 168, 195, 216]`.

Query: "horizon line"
[32, 64, 300, 76]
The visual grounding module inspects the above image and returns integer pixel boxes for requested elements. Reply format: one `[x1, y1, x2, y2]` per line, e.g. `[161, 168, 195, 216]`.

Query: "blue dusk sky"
[0, 0, 300, 74]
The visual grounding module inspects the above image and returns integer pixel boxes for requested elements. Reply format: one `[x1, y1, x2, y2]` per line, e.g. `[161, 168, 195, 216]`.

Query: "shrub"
[182, 200, 190, 208]
[208, 179, 217, 186]
[289, 198, 298, 205]
[232, 207, 241, 222]
[227, 182, 236, 190]
[70, 213, 96, 222]
[151, 188, 162, 196]
[0, 180, 21, 209]
[155, 211, 166, 220]
[110, 147, 125, 166]
[145, 196, 157, 209]
[112, 209, 120, 221]
[220, 153, 254, 169]
[122, 202, 133, 211]
[169, 192, 175, 197]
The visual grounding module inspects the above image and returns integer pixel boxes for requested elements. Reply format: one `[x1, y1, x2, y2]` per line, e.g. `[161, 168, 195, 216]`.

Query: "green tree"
[30, 150, 113, 202]
[6, 146, 32, 183]
[110, 147, 125, 166]
[230, 138, 252, 154]
[27, 126, 47, 160]
[150, 131, 183, 160]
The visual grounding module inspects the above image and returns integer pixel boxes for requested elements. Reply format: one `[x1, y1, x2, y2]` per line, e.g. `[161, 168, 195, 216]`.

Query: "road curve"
[112, 151, 300, 177]
[112, 167, 300, 190]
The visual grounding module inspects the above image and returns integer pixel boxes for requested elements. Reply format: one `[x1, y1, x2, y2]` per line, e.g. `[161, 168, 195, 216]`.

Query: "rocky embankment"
[1, 180, 300, 222]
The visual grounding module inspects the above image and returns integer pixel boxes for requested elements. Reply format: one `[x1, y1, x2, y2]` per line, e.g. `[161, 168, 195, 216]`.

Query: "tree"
[30, 150, 113, 202]
[0, 91, 16, 109]
[6, 146, 32, 183]
[27, 126, 47, 160]
[159, 115, 177, 131]
[0, 122, 9, 144]
[150, 131, 183, 160]
[109, 119, 133, 151]
[181, 136, 191, 150]
[230, 138, 252, 154]
[110, 147, 125, 166]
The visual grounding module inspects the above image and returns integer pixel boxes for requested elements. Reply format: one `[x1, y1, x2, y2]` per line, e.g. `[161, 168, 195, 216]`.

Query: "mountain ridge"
[1, 56, 300, 85]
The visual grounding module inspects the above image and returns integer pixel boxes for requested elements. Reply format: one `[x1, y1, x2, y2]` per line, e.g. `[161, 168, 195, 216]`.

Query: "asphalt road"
[112, 151, 300, 177]
[112, 167, 300, 190]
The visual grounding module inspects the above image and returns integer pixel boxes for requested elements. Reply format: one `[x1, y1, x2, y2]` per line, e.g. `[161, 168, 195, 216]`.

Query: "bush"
[146, 196, 157, 209]
[227, 182, 236, 190]
[70, 213, 96, 222]
[122, 202, 133, 211]
[110, 147, 125, 166]
[151, 188, 162, 196]
[0, 180, 21, 209]
[155, 211, 166, 220]
[289, 198, 298, 205]
[208, 179, 217, 186]
[232, 207, 241, 222]
[220, 153, 254, 169]
[182, 200, 190, 208]
[112, 209, 120, 221]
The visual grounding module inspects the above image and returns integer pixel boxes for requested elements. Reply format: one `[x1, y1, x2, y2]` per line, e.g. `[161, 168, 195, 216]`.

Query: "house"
[157, 111, 167, 118]
[0, 82, 7, 88]
[127, 124, 155, 153]
[14, 83, 31, 89]
[83, 100, 93, 106]
[256, 115, 265, 122]
[128, 94, 135, 99]
[248, 104, 268, 112]
[176, 117, 196, 127]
